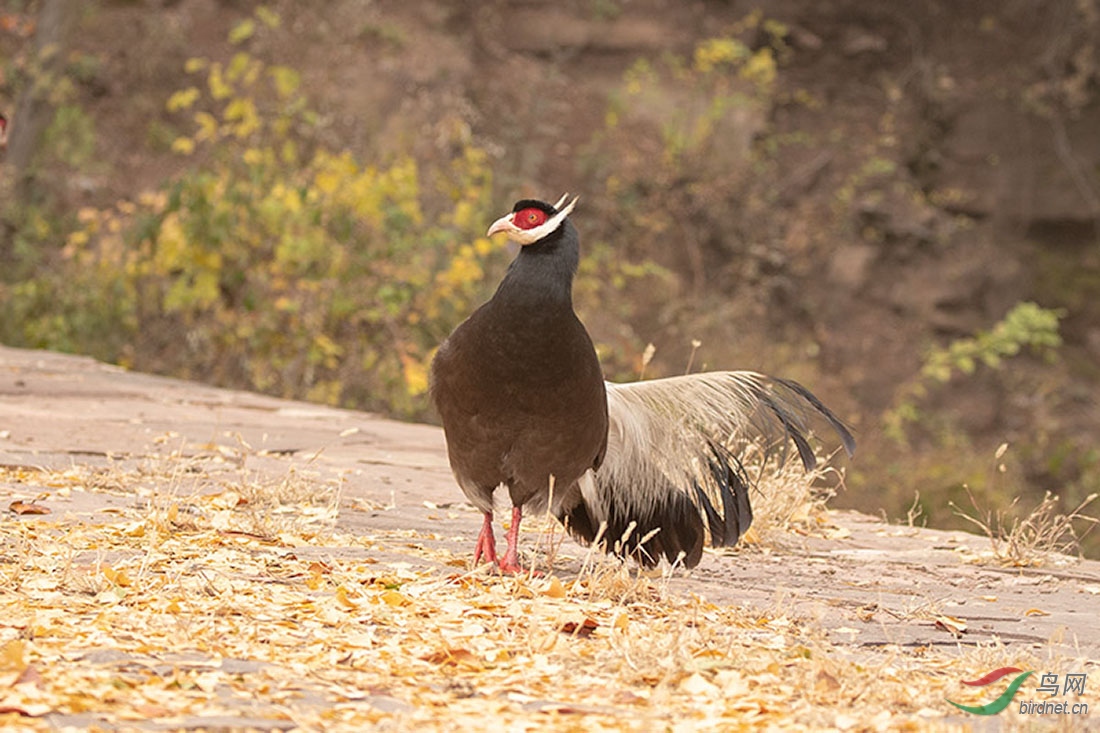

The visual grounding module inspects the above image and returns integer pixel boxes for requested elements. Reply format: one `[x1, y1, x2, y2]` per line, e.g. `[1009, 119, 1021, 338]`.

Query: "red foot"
[472, 511, 498, 567]
[496, 559, 527, 574]
[473, 506, 542, 576]
[497, 505, 542, 575]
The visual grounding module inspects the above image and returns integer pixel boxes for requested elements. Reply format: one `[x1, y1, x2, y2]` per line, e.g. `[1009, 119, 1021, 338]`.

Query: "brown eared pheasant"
[430, 195, 855, 573]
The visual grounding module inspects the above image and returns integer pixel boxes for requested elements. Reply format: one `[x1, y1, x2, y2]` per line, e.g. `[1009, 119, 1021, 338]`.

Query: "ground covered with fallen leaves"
[2, 453, 1096, 732]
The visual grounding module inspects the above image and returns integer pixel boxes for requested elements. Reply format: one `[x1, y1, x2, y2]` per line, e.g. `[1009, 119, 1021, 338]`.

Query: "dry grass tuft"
[715, 442, 850, 551]
[947, 443, 1099, 567]
[951, 487, 1098, 568]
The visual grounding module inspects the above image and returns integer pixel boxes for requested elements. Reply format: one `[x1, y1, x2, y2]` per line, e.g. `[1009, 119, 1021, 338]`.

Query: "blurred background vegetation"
[1, 0, 1098, 555]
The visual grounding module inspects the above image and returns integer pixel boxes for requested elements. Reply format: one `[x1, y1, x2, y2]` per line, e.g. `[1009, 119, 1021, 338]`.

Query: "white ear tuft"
[557, 195, 579, 218]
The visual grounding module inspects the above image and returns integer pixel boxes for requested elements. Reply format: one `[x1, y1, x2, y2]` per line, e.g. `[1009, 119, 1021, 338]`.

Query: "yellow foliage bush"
[43, 24, 506, 419]
[0, 4, 690, 419]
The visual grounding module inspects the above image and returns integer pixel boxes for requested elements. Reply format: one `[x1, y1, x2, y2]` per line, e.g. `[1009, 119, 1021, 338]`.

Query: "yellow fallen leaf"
[194, 671, 220, 693]
[335, 586, 359, 609]
[419, 647, 482, 670]
[1, 639, 25, 671]
[815, 669, 841, 693]
[102, 566, 133, 587]
[680, 672, 719, 696]
[544, 576, 566, 599]
[208, 490, 243, 510]
[380, 589, 409, 607]
[612, 612, 629, 632]
[934, 615, 967, 636]
[1024, 608, 1050, 617]
[133, 704, 172, 718]
[0, 700, 51, 717]
[0, 640, 26, 687]
[8, 500, 49, 515]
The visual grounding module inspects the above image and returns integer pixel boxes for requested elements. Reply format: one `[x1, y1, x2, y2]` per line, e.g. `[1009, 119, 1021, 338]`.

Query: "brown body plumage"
[431, 197, 607, 572]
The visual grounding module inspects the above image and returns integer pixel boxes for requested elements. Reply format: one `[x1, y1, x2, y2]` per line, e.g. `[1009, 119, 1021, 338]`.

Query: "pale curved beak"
[486, 212, 516, 238]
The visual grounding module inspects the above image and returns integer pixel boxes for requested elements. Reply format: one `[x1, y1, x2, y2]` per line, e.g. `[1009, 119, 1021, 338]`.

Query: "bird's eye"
[514, 207, 548, 231]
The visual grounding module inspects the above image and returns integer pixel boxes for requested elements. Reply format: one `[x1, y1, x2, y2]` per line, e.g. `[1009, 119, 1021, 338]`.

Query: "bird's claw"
[472, 507, 542, 576]
[473, 539, 498, 567]
[495, 552, 542, 576]
[495, 560, 527, 575]
[473, 513, 499, 567]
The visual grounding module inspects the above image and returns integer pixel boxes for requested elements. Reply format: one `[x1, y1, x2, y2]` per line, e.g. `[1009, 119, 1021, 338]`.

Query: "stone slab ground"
[1, 345, 1097, 730]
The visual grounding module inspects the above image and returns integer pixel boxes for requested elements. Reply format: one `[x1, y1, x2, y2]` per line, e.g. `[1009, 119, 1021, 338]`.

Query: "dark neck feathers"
[493, 219, 580, 309]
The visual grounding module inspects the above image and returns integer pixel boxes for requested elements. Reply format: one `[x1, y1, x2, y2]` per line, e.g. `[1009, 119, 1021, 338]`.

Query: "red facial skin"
[512, 207, 548, 230]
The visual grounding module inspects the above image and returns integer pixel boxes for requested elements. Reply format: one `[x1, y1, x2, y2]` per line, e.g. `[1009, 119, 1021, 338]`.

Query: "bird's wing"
[566, 371, 854, 568]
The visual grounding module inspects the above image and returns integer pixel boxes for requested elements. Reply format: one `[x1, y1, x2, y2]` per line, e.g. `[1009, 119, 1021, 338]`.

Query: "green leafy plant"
[920, 301, 1063, 383]
[884, 301, 1064, 445]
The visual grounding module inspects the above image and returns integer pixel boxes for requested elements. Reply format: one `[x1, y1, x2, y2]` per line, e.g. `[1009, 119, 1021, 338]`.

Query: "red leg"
[472, 511, 498, 567]
[498, 505, 525, 574]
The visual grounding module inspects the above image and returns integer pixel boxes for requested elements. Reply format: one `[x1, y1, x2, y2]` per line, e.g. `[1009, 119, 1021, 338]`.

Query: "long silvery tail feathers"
[558, 371, 856, 569]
